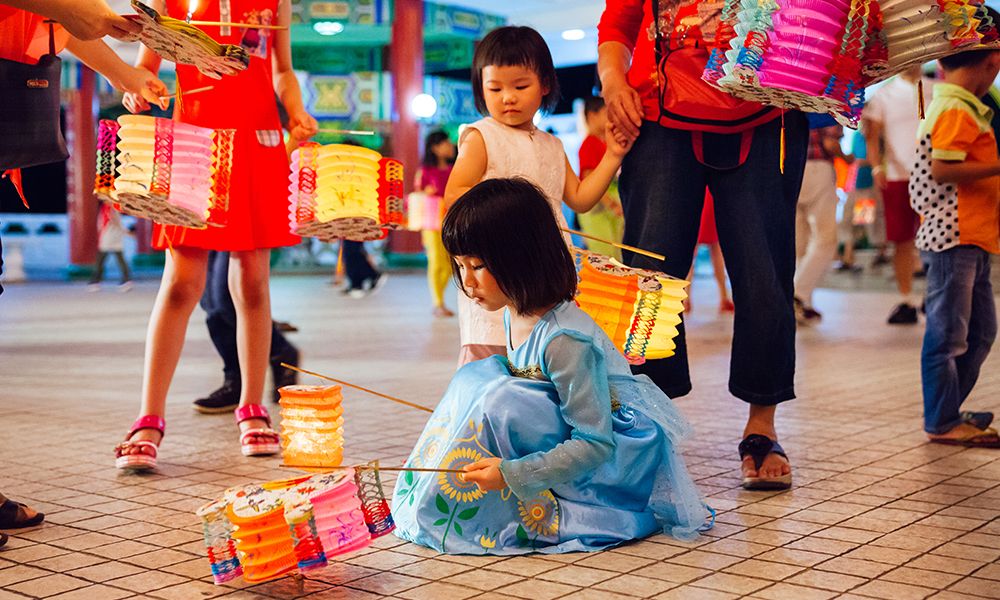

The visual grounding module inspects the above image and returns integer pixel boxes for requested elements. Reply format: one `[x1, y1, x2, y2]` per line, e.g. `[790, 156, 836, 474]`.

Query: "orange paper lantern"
[573, 248, 688, 365]
[279, 385, 344, 471]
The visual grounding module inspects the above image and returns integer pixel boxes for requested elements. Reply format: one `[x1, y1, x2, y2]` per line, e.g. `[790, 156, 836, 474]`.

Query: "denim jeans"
[920, 246, 997, 434]
[201, 250, 294, 382]
[619, 113, 809, 405]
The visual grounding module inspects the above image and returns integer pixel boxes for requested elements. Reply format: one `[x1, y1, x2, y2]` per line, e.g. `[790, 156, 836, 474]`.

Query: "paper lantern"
[703, 0, 998, 128]
[279, 385, 344, 471]
[119, 0, 250, 79]
[288, 144, 406, 241]
[572, 248, 688, 365]
[405, 192, 446, 232]
[196, 470, 373, 584]
[95, 115, 234, 228]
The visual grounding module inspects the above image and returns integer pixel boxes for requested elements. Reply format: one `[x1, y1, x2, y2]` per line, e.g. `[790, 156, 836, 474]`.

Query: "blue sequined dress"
[391, 301, 707, 554]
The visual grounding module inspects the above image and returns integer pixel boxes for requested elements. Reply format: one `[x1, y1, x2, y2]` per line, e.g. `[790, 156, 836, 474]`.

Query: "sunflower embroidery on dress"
[509, 363, 545, 380]
[515, 490, 560, 550]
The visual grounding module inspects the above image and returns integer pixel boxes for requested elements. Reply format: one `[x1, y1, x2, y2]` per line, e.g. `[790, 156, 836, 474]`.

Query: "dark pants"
[89, 251, 131, 284]
[342, 240, 379, 290]
[201, 250, 294, 382]
[619, 113, 809, 406]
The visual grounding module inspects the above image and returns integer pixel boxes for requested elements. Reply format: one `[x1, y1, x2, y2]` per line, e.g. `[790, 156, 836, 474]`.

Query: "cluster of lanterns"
[703, 0, 998, 126]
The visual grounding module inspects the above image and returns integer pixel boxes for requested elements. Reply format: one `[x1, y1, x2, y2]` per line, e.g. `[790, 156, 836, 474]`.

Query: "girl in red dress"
[114, 0, 317, 470]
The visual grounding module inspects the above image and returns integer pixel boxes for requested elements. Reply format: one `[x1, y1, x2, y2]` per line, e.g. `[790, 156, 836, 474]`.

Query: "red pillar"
[389, 0, 425, 254]
[67, 65, 98, 267]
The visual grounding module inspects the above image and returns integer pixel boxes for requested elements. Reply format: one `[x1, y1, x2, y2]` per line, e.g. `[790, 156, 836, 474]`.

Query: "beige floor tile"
[754, 548, 834, 567]
[391, 558, 471, 580]
[750, 582, 839, 600]
[688, 572, 771, 595]
[441, 568, 523, 591]
[535, 564, 618, 587]
[44, 584, 134, 600]
[946, 577, 1000, 599]
[880, 567, 964, 589]
[786, 568, 867, 592]
[813, 556, 895, 579]
[5, 573, 90, 598]
[722, 559, 804, 581]
[68, 561, 146, 583]
[482, 556, 562, 577]
[850, 580, 937, 600]
[105, 570, 189, 594]
[344, 572, 426, 596]
[905, 555, 986, 576]
[972, 563, 1000, 582]
[592, 574, 677, 598]
[652, 586, 739, 600]
[494, 578, 579, 600]
[142, 579, 232, 599]
[394, 581, 478, 600]
[631, 563, 712, 584]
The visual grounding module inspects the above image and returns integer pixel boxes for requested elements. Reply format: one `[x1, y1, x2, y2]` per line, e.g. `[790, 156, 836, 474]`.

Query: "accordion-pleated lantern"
[279, 385, 344, 471]
[94, 115, 233, 228]
[197, 470, 373, 584]
[573, 249, 688, 365]
[288, 143, 404, 241]
[703, 0, 998, 127]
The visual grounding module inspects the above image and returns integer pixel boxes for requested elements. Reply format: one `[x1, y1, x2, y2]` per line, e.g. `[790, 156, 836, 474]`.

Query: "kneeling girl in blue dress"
[391, 178, 711, 554]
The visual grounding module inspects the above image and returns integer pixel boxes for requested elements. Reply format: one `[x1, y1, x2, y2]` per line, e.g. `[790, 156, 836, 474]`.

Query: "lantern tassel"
[918, 79, 925, 120]
[559, 227, 665, 261]
[779, 110, 785, 175]
[280, 364, 434, 413]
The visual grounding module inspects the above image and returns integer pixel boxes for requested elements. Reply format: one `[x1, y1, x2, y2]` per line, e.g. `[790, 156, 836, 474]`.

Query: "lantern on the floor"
[196, 470, 373, 584]
[279, 384, 345, 470]
[95, 114, 234, 228]
[573, 248, 688, 365]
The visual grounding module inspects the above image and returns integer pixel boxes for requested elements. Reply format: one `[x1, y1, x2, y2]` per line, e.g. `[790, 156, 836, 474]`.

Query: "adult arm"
[64, 36, 168, 106]
[2, 0, 140, 40]
[863, 118, 886, 189]
[443, 127, 487, 209]
[121, 0, 165, 114]
[272, 0, 317, 143]
[597, 41, 643, 142]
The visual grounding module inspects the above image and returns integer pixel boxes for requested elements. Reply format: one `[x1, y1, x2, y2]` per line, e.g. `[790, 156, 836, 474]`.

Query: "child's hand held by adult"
[605, 122, 634, 158]
[462, 457, 506, 491]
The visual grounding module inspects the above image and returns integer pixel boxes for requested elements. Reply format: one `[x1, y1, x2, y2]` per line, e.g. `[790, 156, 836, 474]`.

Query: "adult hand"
[9, 0, 143, 40]
[287, 109, 319, 143]
[462, 457, 506, 491]
[120, 68, 169, 110]
[122, 67, 158, 114]
[602, 77, 643, 142]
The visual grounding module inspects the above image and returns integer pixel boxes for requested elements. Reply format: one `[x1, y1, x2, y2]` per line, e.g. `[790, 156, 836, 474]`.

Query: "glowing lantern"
[288, 144, 406, 241]
[278, 384, 344, 471]
[572, 248, 688, 365]
[196, 470, 379, 584]
[94, 115, 233, 228]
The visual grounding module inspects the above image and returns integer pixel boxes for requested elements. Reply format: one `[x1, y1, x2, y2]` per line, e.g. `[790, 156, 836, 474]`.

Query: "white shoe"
[87, 283, 100, 292]
[118, 281, 133, 293]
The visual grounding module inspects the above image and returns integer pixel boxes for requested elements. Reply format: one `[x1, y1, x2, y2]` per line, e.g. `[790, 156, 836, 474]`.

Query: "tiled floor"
[1, 262, 998, 600]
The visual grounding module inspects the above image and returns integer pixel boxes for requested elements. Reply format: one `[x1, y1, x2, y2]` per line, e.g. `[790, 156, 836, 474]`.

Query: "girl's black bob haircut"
[422, 130, 451, 167]
[442, 178, 577, 316]
[471, 26, 560, 117]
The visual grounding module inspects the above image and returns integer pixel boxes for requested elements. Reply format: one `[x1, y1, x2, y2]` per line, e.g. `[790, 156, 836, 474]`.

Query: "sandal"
[235, 404, 281, 457]
[0, 499, 44, 529]
[739, 434, 792, 491]
[961, 411, 995, 430]
[114, 415, 165, 471]
[0, 532, 7, 547]
[929, 427, 1000, 449]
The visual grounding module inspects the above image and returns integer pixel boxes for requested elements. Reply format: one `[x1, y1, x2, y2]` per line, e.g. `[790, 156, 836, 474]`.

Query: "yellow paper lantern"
[573, 248, 688, 364]
[279, 385, 344, 471]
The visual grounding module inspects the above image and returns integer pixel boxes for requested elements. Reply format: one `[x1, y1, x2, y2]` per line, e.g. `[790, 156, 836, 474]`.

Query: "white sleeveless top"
[456, 117, 572, 353]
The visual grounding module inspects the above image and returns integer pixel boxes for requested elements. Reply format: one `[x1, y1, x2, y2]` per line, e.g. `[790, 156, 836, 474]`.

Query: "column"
[67, 65, 98, 267]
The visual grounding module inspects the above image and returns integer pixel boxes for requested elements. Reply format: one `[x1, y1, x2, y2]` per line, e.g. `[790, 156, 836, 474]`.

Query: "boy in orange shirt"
[909, 46, 1000, 448]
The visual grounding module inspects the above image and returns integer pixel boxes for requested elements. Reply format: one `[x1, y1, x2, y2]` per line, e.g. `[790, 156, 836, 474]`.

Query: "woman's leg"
[229, 248, 273, 440]
[123, 246, 209, 453]
[708, 242, 730, 304]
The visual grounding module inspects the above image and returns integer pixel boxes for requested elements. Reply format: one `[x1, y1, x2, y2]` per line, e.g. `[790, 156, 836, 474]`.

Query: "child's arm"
[64, 37, 169, 108]
[562, 123, 633, 213]
[465, 333, 616, 498]
[443, 128, 487, 209]
[272, 0, 318, 144]
[932, 159, 1000, 184]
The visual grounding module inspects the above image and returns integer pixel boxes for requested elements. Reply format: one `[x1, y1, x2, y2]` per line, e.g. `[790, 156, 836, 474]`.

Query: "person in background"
[910, 47, 1000, 448]
[2, 0, 139, 40]
[577, 96, 625, 261]
[415, 130, 456, 317]
[794, 122, 853, 325]
[685, 191, 734, 315]
[838, 124, 888, 272]
[863, 64, 934, 325]
[88, 203, 133, 292]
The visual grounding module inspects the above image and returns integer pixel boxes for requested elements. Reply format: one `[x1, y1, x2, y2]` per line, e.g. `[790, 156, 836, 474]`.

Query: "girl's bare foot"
[433, 305, 455, 317]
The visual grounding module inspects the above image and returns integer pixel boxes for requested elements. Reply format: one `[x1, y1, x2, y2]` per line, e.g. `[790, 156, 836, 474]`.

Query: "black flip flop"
[961, 411, 995, 430]
[0, 532, 8, 548]
[0, 500, 44, 529]
[739, 434, 792, 491]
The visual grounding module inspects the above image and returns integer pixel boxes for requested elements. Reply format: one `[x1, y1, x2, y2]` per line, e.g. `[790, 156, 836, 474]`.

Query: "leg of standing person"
[883, 181, 920, 323]
[341, 239, 382, 297]
[114, 250, 133, 291]
[423, 229, 453, 317]
[921, 247, 998, 445]
[712, 112, 809, 487]
[194, 250, 241, 413]
[707, 242, 733, 312]
[793, 160, 839, 323]
[228, 249, 280, 450]
[89, 251, 108, 287]
[116, 247, 210, 466]
[619, 123, 709, 400]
